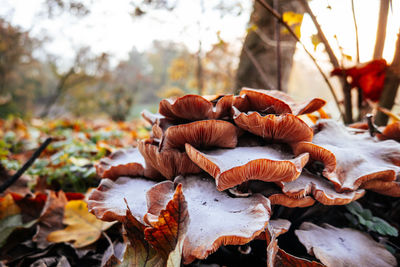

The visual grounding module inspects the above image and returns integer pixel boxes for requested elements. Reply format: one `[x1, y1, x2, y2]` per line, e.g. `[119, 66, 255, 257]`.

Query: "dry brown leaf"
[33, 191, 68, 248]
[145, 184, 188, 265]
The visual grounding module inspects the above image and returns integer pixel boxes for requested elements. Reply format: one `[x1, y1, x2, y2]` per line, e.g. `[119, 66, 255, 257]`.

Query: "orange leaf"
[144, 184, 189, 260]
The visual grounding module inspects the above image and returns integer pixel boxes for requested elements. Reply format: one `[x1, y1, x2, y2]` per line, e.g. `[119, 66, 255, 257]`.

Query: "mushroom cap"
[87, 177, 157, 223]
[292, 119, 400, 192]
[377, 121, 400, 142]
[237, 88, 326, 115]
[137, 139, 201, 180]
[233, 107, 313, 144]
[145, 175, 271, 264]
[279, 171, 365, 205]
[159, 94, 235, 120]
[185, 144, 309, 191]
[160, 119, 239, 151]
[95, 148, 160, 180]
[295, 222, 397, 267]
[361, 179, 400, 197]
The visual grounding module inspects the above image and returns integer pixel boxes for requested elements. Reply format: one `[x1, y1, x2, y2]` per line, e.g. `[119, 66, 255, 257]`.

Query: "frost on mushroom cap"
[236, 88, 326, 115]
[293, 119, 400, 192]
[233, 107, 313, 144]
[137, 139, 201, 180]
[185, 144, 309, 191]
[87, 177, 157, 223]
[295, 222, 397, 267]
[159, 94, 235, 120]
[95, 148, 160, 180]
[279, 171, 365, 205]
[145, 174, 271, 264]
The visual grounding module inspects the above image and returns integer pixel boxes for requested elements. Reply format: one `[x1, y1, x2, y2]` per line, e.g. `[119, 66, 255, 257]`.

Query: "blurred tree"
[0, 19, 43, 117]
[235, 0, 301, 93]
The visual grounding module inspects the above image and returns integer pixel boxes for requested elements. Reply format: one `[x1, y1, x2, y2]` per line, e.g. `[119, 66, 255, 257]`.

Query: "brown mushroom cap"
[145, 175, 271, 264]
[237, 88, 326, 115]
[87, 177, 157, 223]
[160, 119, 239, 151]
[295, 222, 397, 267]
[137, 139, 201, 180]
[361, 179, 400, 197]
[159, 94, 235, 120]
[292, 120, 400, 192]
[95, 148, 160, 180]
[279, 171, 365, 205]
[377, 121, 400, 142]
[185, 143, 309, 191]
[233, 107, 313, 144]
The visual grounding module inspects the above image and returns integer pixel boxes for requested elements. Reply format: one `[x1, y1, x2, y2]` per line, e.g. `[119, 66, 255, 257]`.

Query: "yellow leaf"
[311, 34, 321, 51]
[47, 200, 115, 248]
[0, 194, 20, 219]
[282, 11, 304, 39]
[246, 24, 258, 33]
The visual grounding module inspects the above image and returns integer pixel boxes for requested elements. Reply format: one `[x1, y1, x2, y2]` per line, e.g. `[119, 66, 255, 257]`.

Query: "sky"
[0, 0, 399, 67]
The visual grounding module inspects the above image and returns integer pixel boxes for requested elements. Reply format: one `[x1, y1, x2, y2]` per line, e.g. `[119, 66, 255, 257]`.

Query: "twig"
[373, 0, 389, 60]
[255, 0, 344, 119]
[0, 137, 53, 193]
[366, 114, 382, 137]
[351, 0, 360, 63]
[243, 46, 276, 90]
[274, 0, 282, 91]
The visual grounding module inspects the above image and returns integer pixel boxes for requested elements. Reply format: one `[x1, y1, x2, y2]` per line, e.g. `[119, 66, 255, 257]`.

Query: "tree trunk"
[234, 0, 301, 93]
[373, 0, 389, 60]
[375, 31, 400, 126]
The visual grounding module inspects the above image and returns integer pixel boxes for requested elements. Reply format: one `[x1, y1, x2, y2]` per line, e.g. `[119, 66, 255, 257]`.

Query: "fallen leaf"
[295, 222, 397, 267]
[33, 191, 68, 248]
[145, 184, 188, 266]
[47, 200, 115, 248]
[120, 206, 164, 267]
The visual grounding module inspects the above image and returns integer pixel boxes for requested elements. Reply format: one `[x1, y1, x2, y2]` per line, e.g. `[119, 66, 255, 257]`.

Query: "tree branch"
[373, 0, 389, 60]
[0, 137, 52, 193]
[255, 0, 344, 119]
[375, 31, 400, 126]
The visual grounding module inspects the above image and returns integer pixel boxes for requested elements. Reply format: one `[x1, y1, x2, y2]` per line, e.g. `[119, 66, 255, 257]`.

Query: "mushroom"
[137, 139, 201, 180]
[278, 170, 365, 205]
[159, 94, 236, 120]
[87, 177, 157, 223]
[295, 222, 397, 267]
[292, 119, 400, 192]
[235, 88, 326, 115]
[145, 175, 271, 264]
[95, 148, 160, 180]
[185, 143, 309, 191]
[377, 121, 400, 142]
[233, 107, 313, 144]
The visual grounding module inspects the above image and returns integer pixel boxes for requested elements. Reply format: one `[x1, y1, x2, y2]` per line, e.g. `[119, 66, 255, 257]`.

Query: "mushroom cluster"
[88, 88, 399, 266]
